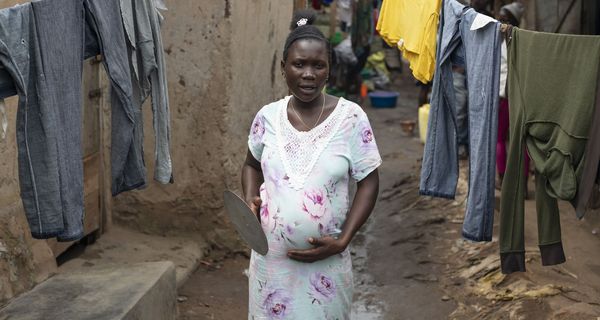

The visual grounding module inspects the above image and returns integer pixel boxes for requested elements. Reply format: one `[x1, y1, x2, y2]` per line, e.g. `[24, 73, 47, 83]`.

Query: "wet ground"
[178, 69, 600, 319]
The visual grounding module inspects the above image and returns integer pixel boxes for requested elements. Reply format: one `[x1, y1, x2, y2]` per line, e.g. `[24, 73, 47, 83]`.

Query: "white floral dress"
[247, 96, 382, 319]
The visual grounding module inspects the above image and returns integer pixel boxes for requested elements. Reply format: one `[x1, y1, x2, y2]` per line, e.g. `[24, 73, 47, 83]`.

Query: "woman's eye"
[294, 62, 303, 67]
[316, 64, 325, 69]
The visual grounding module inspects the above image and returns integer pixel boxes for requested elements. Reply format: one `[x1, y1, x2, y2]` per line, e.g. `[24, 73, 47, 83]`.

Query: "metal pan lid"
[223, 190, 268, 255]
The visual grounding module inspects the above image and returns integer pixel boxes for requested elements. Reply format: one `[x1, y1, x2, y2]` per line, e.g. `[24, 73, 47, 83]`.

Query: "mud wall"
[0, 98, 57, 306]
[113, 0, 292, 248]
[224, 0, 292, 188]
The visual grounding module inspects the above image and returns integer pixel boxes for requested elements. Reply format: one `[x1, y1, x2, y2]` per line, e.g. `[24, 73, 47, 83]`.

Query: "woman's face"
[282, 39, 329, 103]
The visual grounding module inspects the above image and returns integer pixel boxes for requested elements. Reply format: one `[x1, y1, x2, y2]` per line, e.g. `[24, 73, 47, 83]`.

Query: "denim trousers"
[120, 0, 173, 185]
[420, 0, 501, 242]
[84, 0, 146, 196]
[0, 0, 85, 241]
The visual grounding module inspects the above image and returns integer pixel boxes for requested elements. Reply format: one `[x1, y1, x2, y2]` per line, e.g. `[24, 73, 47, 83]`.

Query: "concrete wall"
[113, 0, 293, 249]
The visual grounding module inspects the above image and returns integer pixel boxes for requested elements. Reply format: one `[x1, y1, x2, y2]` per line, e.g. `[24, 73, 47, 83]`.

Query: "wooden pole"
[295, 0, 307, 10]
[95, 58, 113, 234]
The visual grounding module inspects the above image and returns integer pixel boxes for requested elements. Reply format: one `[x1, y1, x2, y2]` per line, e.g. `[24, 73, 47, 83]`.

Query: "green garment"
[351, 0, 373, 55]
[500, 28, 600, 274]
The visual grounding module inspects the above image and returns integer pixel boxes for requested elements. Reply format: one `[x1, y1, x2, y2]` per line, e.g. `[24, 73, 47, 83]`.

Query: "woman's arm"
[242, 149, 264, 218]
[287, 169, 379, 262]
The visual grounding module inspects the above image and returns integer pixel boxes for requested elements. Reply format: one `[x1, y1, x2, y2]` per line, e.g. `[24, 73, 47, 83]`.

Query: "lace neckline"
[276, 96, 350, 190]
[284, 96, 344, 134]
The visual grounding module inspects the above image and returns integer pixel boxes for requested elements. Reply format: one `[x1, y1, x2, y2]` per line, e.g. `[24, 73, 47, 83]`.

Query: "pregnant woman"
[241, 10, 382, 319]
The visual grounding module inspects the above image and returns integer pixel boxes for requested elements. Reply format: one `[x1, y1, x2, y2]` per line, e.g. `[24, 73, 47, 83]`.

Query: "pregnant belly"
[261, 212, 333, 252]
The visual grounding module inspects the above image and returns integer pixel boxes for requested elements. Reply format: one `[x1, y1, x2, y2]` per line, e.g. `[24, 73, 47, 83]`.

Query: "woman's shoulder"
[254, 96, 290, 119]
[339, 98, 369, 123]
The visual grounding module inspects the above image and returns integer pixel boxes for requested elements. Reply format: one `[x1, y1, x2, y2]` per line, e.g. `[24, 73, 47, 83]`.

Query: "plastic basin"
[368, 91, 399, 108]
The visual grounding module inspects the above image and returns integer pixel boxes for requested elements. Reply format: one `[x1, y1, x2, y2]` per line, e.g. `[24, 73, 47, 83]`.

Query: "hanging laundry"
[120, 0, 173, 188]
[376, 0, 441, 83]
[0, 0, 86, 241]
[420, 0, 501, 242]
[84, 0, 144, 196]
[351, 0, 374, 60]
[499, 29, 600, 274]
[337, 0, 353, 31]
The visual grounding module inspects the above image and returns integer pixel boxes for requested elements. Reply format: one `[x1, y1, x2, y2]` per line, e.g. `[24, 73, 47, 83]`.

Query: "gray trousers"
[84, 0, 146, 196]
[0, 0, 85, 241]
[420, 0, 501, 242]
[121, 0, 173, 186]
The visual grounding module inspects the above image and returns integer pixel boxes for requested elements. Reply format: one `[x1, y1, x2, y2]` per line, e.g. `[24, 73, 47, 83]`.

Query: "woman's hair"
[283, 10, 331, 64]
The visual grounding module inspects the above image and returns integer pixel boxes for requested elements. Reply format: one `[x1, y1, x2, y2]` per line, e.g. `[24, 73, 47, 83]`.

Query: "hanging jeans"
[500, 29, 600, 274]
[84, 0, 145, 196]
[0, 0, 85, 241]
[420, 0, 501, 242]
[120, 0, 173, 186]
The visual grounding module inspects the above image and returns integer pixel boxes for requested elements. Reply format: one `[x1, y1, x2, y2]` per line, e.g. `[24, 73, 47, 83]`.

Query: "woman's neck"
[292, 94, 324, 110]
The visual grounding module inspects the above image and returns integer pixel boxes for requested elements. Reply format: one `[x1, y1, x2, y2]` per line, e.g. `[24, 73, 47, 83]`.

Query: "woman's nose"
[302, 68, 316, 79]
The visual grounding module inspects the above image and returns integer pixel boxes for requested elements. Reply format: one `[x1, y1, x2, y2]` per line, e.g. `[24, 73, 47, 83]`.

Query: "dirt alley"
[178, 69, 600, 319]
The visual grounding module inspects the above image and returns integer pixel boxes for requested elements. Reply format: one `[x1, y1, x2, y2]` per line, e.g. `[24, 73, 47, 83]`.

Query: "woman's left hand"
[287, 237, 347, 263]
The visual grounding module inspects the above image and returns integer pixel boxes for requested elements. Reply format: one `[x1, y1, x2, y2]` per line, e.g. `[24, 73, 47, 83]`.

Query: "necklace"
[291, 94, 326, 130]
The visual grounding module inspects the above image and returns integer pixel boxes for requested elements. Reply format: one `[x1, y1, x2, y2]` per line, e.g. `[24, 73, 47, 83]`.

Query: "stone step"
[0, 261, 177, 320]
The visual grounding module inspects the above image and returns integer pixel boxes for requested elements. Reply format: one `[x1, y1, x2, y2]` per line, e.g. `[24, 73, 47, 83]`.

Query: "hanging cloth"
[376, 0, 441, 83]
[420, 0, 501, 243]
[499, 28, 600, 274]
[0, 0, 86, 241]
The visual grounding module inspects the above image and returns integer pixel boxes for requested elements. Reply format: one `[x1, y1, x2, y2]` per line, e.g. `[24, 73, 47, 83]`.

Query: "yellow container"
[418, 104, 430, 144]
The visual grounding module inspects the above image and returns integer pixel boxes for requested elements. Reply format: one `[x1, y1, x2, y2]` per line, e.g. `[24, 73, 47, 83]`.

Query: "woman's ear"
[280, 60, 286, 78]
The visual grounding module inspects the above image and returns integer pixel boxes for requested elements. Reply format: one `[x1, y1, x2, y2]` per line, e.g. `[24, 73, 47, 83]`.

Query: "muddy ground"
[178, 69, 600, 319]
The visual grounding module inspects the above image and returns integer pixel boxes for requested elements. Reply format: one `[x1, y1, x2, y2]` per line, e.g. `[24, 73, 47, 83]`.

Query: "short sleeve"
[349, 109, 382, 181]
[248, 110, 266, 161]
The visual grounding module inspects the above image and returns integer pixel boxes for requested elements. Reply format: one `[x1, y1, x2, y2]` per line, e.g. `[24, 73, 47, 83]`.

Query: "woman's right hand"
[245, 196, 262, 222]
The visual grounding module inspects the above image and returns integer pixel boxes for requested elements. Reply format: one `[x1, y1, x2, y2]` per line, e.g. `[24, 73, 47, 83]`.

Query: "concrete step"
[57, 225, 208, 288]
[0, 261, 177, 320]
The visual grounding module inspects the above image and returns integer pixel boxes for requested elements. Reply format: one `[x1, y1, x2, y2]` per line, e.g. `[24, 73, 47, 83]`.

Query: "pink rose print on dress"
[251, 114, 266, 143]
[358, 120, 375, 146]
[259, 185, 270, 226]
[361, 126, 373, 144]
[260, 203, 269, 221]
[318, 218, 339, 238]
[263, 288, 292, 319]
[356, 120, 377, 157]
[309, 272, 336, 304]
[302, 189, 327, 220]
